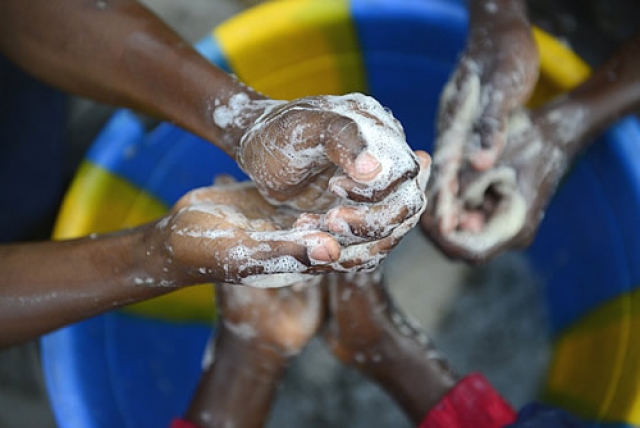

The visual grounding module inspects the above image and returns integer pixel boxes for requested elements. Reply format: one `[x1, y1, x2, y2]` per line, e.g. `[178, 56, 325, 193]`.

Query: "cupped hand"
[422, 107, 577, 263]
[150, 168, 429, 287]
[149, 178, 341, 287]
[231, 93, 428, 243]
[431, 1, 539, 235]
[216, 278, 325, 356]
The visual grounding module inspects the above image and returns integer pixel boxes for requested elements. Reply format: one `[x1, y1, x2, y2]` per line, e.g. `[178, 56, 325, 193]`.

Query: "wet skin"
[0, 0, 428, 347]
[0, 154, 428, 349]
[185, 270, 458, 428]
[423, 0, 640, 263]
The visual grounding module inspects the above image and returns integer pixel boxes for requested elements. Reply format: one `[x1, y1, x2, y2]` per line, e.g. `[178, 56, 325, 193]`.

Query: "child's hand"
[149, 179, 338, 287]
[430, 0, 539, 235]
[422, 106, 577, 263]
[148, 167, 430, 287]
[216, 278, 324, 356]
[218, 93, 428, 246]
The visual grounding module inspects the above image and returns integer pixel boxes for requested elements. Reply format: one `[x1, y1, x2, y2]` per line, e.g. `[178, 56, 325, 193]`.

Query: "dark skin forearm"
[469, 0, 529, 32]
[185, 328, 288, 428]
[535, 32, 640, 158]
[324, 273, 458, 424]
[352, 324, 458, 423]
[0, 0, 263, 157]
[0, 223, 171, 348]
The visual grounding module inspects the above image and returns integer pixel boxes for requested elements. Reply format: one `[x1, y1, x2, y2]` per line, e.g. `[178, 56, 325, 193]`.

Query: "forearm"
[541, 32, 640, 157]
[0, 0, 261, 157]
[468, 0, 530, 36]
[0, 223, 171, 347]
[185, 329, 288, 428]
[353, 329, 458, 424]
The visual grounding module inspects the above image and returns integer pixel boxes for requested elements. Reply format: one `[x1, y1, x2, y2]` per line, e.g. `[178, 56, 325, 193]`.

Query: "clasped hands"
[145, 93, 430, 287]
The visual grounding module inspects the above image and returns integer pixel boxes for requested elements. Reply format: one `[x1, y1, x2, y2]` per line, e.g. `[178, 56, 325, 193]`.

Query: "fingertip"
[415, 150, 432, 169]
[352, 151, 382, 181]
[309, 237, 340, 264]
[470, 148, 498, 171]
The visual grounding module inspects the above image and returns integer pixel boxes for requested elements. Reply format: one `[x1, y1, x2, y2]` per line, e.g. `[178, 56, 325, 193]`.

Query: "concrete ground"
[1, 0, 638, 427]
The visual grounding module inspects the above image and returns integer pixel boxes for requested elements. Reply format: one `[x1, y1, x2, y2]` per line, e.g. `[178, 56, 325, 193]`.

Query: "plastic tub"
[41, 0, 640, 426]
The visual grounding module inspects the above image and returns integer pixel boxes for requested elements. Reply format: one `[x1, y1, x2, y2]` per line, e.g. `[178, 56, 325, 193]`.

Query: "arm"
[0, 1, 426, 235]
[0, 224, 168, 348]
[423, 31, 640, 262]
[0, 0, 256, 157]
[323, 271, 457, 423]
[534, 31, 640, 158]
[0, 181, 339, 348]
[323, 272, 520, 427]
[184, 330, 289, 428]
[184, 280, 324, 428]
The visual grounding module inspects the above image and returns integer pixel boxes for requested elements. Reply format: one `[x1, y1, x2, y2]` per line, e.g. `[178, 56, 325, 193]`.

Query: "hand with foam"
[231, 93, 428, 247]
[423, 31, 640, 263]
[429, 0, 539, 236]
[149, 157, 430, 287]
[422, 109, 569, 263]
[148, 177, 340, 287]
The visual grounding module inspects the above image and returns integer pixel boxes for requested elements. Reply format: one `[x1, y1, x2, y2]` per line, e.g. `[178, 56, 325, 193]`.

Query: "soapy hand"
[422, 107, 579, 263]
[150, 155, 430, 286]
[429, 0, 539, 237]
[216, 93, 425, 246]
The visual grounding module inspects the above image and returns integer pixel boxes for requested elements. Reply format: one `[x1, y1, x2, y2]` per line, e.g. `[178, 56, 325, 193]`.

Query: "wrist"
[208, 88, 273, 160]
[470, 0, 528, 24]
[340, 316, 457, 423]
[216, 325, 291, 374]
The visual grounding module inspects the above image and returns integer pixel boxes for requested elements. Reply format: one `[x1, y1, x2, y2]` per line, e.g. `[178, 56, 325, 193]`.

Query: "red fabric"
[170, 419, 200, 428]
[419, 373, 517, 428]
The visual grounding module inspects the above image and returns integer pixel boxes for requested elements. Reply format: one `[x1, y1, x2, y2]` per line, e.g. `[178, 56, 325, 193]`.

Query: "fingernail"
[471, 149, 496, 171]
[354, 151, 381, 178]
[309, 245, 333, 264]
[325, 218, 350, 235]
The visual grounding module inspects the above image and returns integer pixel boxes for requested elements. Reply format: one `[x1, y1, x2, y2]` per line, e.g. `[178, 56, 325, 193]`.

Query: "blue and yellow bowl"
[41, 0, 640, 427]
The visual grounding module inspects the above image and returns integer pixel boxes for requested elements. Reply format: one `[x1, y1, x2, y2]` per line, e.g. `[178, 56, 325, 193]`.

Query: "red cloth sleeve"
[419, 373, 517, 428]
[170, 419, 200, 428]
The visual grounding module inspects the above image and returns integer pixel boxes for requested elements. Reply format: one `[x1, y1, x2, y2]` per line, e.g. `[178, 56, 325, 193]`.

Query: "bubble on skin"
[212, 92, 278, 131]
[201, 336, 216, 370]
[223, 321, 257, 340]
[432, 65, 483, 231]
[319, 93, 419, 198]
[438, 109, 570, 257]
[485, 1, 498, 13]
[242, 272, 315, 288]
[325, 159, 429, 246]
[236, 93, 420, 212]
[133, 277, 155, 286]
[174, 226, 237, 241]
[341, 287, 353, 302]
[445, 166, 527, 254]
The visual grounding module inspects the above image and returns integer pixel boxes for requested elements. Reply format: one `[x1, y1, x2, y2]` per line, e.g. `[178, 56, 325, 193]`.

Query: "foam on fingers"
[445, 166, 527, 256]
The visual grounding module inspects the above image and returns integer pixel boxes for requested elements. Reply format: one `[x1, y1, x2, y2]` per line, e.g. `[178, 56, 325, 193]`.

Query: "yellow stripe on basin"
[214, 0, 366, 99]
